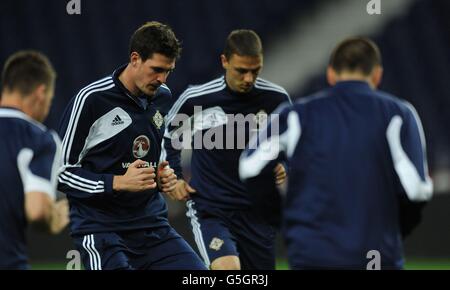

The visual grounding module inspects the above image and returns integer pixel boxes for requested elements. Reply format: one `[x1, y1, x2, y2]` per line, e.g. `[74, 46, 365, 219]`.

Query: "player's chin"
[143, 86, 159, 96]
[239, 85, 253, 93]
[143, 89, 156, 96]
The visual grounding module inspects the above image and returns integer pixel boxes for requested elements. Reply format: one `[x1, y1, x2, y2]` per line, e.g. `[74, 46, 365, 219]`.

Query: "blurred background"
[0, 0, 449, 269]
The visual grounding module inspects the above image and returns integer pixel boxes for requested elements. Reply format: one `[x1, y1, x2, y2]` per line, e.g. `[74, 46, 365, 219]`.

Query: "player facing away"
[163, 30, 291, 270]
[240, 37, 433, 269]
[0, 51, 69, 269]
[57, 22, 206, 270]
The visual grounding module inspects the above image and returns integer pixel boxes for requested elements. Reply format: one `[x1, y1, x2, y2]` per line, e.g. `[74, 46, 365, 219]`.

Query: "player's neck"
[119, 64, 140, 96]
[0, 92, 25, 110]
[0, 92, 36, 118]
[335, 73, 375, 89]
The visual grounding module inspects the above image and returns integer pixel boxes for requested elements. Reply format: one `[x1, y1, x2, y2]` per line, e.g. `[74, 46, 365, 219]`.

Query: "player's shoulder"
[157, 83, 172, 97]
[40, 129, 61, 148]
[76, 76, 115, 95]
[154, 83, 173, 103]
[374, 90, 418, 117]
[374, 89, 402, 104]
[272, 101, 294, 117]
[31, 130, 60, 157]
[152, 84, 175, 114]
[72, 76, 116, 105]
[255, 78, 290, 99]
[24, 122, 59, 152]
[0, 107, 46, 132]
[0, 108, 59, 149]
[177, 76, 227, 105]
[182, 76, 226, 96]
[293, 89, 331, 108]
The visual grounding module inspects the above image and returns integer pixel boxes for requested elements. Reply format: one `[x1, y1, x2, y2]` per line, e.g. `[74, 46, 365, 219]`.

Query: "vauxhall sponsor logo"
[122, 161, 157, 169]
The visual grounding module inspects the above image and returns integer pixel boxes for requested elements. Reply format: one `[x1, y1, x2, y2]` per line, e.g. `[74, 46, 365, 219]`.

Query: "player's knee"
[210, 255, 241, 270]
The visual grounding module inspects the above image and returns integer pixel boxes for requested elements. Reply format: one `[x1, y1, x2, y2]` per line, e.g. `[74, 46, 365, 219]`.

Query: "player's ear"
[26, 84, 47, 121]
[327, 66, 337, 86]
[220, 54, 228, 70]
[371, 65, 383, 89]
[130, 52, 141, 67]
[33, 84, 47, 104]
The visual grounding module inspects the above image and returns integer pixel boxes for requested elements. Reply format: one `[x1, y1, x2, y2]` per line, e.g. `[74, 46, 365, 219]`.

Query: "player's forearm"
[25, 191, 52, 225]
[26, 193, 67, 234]
[58, 167, 114, 198]
[113, 175, 125, 191]
[113, 174, 146, 192]
[47, 199, 69, 234]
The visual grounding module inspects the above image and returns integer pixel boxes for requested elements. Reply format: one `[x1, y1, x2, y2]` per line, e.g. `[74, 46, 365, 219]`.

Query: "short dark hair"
[129, 21, 182, 61]
[329, 37, 382, 75]
[1, 50, 56, 96]
[223, 29, 263, 59]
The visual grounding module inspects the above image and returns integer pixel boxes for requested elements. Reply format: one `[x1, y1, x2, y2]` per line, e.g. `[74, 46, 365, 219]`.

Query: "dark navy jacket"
[58, 65, 173, 236]
[163, 76, 291, 210]
[240, 81, 433, 269]
[0, 108, 60, 269]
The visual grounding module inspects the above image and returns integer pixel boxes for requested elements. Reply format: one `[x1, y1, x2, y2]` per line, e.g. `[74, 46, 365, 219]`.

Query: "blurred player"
[240, 37, 433, 269]
[0, 51, 69, 269]
[164, 30, 291, 269]
[57, 22, 205, 270]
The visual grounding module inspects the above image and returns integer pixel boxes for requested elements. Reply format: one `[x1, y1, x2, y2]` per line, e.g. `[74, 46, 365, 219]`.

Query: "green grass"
[31, 259, 450, 270]
[403, 258, 450, 270]
[31, 263, 69, 270]
[275, 259, 450, 270]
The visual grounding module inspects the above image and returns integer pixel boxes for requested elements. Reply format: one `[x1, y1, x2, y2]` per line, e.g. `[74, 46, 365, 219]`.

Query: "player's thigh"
[210, 255, 241, 270]
[73, 233, 132, 270]
[148, 238, 207, 270]
[188, 211, 239, 268]
[135, 227, 207, 270]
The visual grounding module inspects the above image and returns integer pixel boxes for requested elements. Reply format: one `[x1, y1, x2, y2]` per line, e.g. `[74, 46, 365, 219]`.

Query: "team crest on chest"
[132, 135, 150, 158]
[152, 110, 164, 129]
[209, 237, 224, 251]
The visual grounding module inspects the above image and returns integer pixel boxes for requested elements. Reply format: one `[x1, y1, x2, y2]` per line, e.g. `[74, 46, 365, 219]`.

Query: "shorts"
[73, 225, 207, 270]
[186, 200, 276, 270]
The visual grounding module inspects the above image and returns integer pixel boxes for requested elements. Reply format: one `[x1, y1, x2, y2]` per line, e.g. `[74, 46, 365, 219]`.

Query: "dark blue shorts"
[186, 200, 276, 270]
[73, 225, 207, 270]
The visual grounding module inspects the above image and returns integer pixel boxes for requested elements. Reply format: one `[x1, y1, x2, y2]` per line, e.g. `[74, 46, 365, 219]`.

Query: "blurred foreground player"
[240, 37, 433, 269]
[0, 51, 69, 269]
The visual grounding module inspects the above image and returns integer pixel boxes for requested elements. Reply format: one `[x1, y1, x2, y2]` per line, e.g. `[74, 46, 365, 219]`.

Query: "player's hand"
[49, 199, 69, 234]
[157, 161, 178, 194]
[113, 159, 157, 192]
[166, 179, 196, 201]
[274, 163, 287, 185]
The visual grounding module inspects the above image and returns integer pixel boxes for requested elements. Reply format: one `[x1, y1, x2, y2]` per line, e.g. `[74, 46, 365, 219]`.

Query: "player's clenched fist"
[113, 159, 157, 192]
[274, 163, 287, 185]
[165, 179, 196, 201]
[157, 161, 178, 194]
